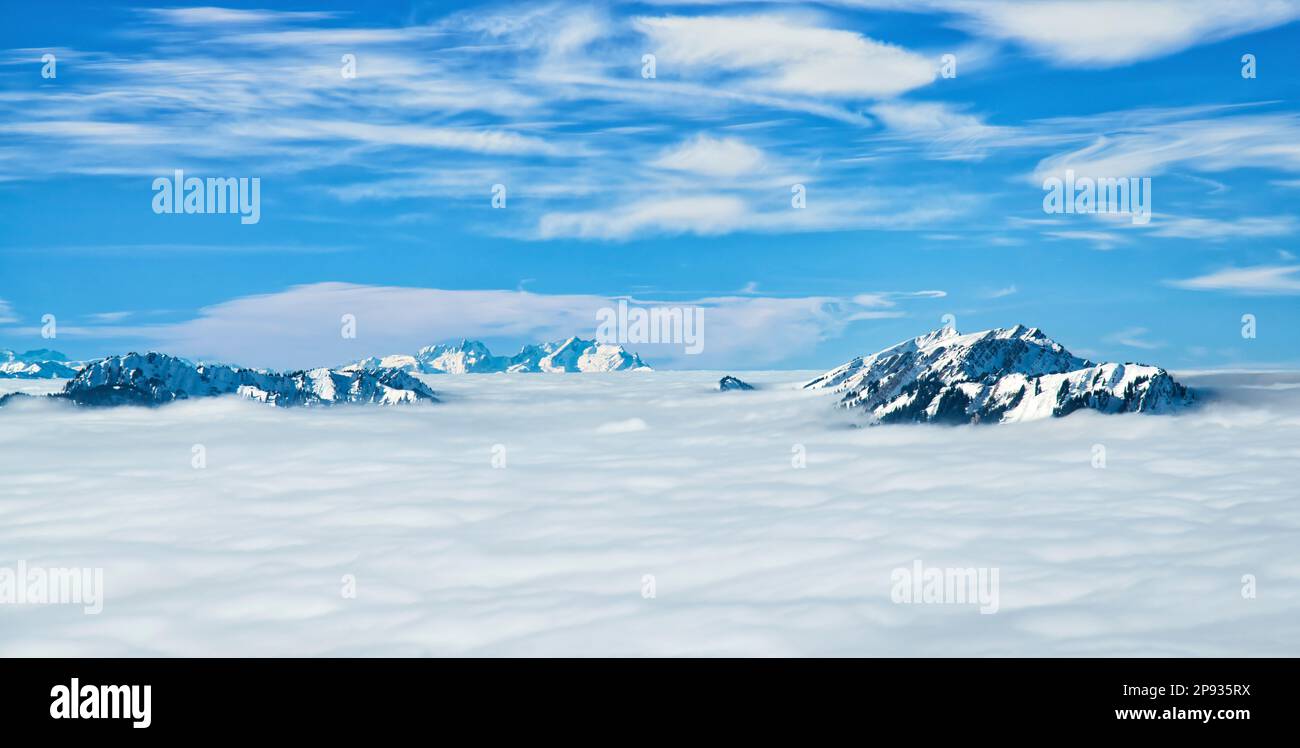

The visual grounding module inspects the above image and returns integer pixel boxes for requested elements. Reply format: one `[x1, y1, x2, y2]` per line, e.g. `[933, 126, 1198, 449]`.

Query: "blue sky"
[2, 0, 1299, 370]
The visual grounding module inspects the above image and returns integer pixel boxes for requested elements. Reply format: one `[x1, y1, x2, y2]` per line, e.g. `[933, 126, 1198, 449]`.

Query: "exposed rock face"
[718, 375, 755, 391]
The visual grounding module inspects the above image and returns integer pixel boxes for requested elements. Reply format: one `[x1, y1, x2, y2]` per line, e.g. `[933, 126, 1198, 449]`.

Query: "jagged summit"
[804, 324, 1191, 424]
[718, 375, 755, 391]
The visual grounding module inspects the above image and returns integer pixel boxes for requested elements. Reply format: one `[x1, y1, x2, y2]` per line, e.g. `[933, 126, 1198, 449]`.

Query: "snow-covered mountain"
[54, 352, 437, 407]
[346, 337, 652, 374]
[0, 348, 83, 379]
[804, 325, 1192, 424]
[516, 337, 650, 372]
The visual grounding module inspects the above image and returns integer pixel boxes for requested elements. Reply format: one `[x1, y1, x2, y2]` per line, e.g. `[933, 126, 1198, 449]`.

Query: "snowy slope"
[804, 324, 1192, 423]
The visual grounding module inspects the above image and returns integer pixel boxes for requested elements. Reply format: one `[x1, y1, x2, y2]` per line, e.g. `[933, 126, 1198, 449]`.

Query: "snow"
[1, 370, 1297, 656]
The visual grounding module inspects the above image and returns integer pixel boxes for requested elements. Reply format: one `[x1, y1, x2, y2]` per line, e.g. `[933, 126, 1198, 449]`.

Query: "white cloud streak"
[1104, 326, 1165, 350]
[1032, 113, 1300, 182]
[651, 134, 766, 177]
[635, 14, 937, 98]
[839, 0, 1300, 67]
[1167, 265, 1300, 295]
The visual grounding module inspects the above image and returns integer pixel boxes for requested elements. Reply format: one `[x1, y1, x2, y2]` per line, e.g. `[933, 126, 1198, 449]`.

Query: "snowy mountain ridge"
[345, 337, 652, 374]
[42, 352, 437, 407]
[804, 324, 1193, 424]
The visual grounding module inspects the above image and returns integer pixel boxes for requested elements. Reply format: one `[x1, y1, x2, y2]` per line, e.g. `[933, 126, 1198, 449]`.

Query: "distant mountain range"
[1, 328, 1193, 421]
[0, 336, 651, 408]
[0, 337, 652, 383]
[1, 352, 437, 408]
[343, 337, 651, 374]
[0, 348, 84, 379]
[804, 324, 1192, 424]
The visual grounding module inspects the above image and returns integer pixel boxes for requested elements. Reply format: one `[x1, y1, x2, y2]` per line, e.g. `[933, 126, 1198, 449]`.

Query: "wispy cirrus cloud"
[1043, 230, 1127, 251]
[536, 186, 977, 240]
[948, 0, 1300, 67]
[634, 13, 937, 98]
[1167, 265, 1300, 295]
[229, 119, 562, 156]
[0, 3, 967, 241]
[1148, 215, 1299, 240]
[1104, 326, 1165, 350]
[139, 7, 341, 26]
[84, 311, 133, 323]
[983, 285, 1018, 299]
[1031, 112, 1300, 183]
[650, 134, 766, 177]
[867, 101, 1018, 160]
[539, 196, 750, 240]
[843, 0, 1300, 67]
[3, 2, 1298, 247]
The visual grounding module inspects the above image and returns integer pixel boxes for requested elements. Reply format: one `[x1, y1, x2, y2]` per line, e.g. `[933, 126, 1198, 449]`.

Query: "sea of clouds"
[1, 370, 1297, 656]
